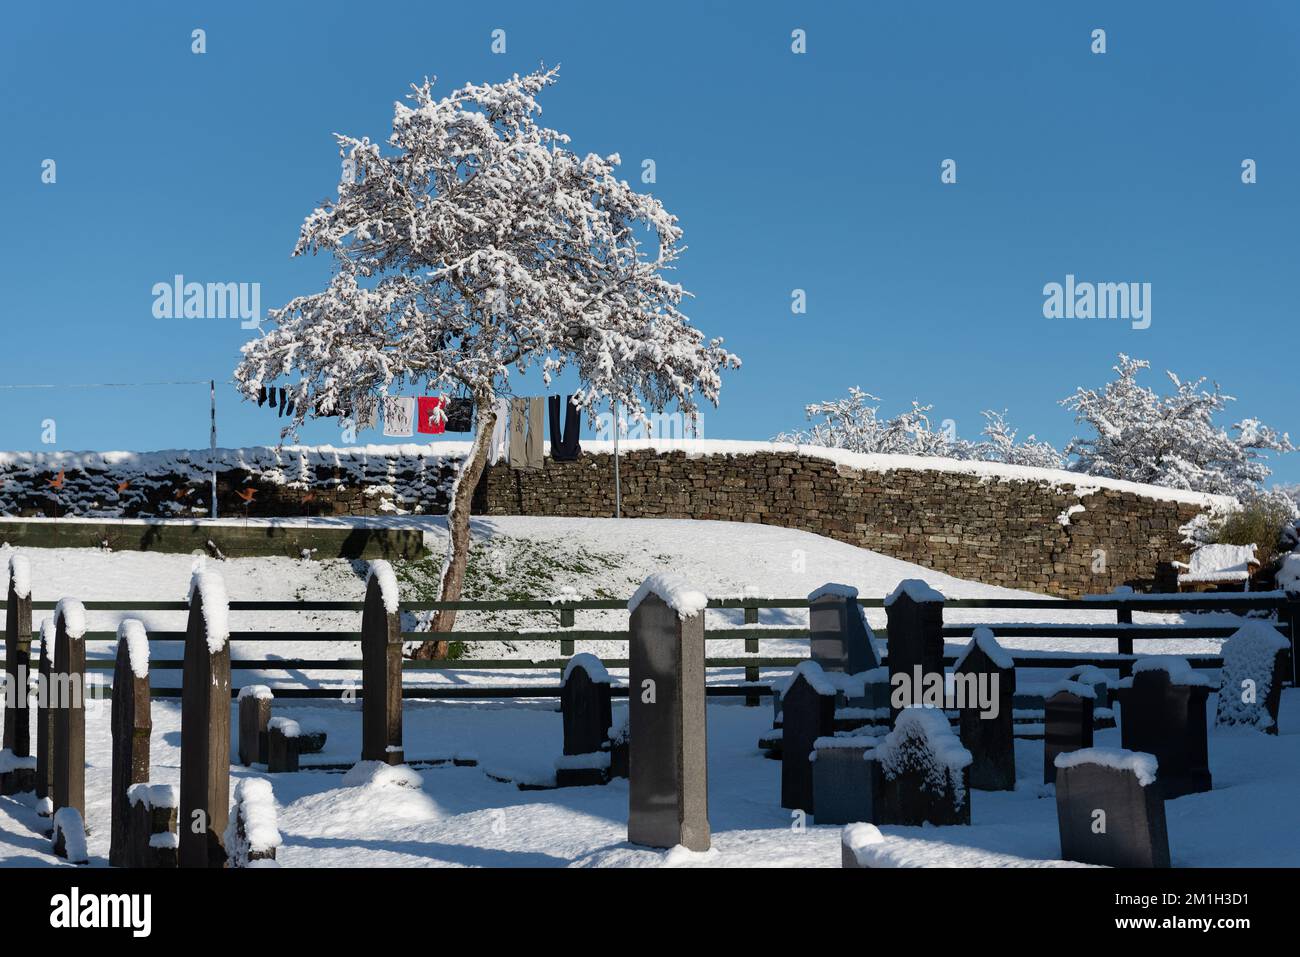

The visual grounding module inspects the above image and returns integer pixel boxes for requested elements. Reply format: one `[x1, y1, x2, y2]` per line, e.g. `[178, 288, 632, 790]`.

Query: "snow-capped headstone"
[361, 563, 404, 765]
[237, 685, 273, 766]
[627, 575, 710, 852]
[110, 620, 152, 868]
[1119, 658, 1212, 798]
[779, 662, 837, 813]
[557, 654, 612, 787]
[2, 553, 33, 793]
[1215, 621, 1289, 735]
[52, 806, 88, 864]
[35, 618, 55, 815]
[840, 822, 885, 869]
[808, 583, 879, 676]
[955, 628, 1016, 791]
[875, 707, 972, 826]
[1055, 748, 1170, 868]
[52, 599, 87, 829]
[884, 580, 945, 726]
[267, 717, 301, 773]
[812, 736, 881, 826]
[179, 571, 232, 867]
[1043, 684, 1094, 784]
[127, 783, 178, 868]
[224, 778, 282, 868]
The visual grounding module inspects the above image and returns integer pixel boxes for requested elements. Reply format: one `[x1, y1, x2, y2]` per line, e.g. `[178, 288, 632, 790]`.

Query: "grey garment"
[526, 397, 546, 470]
[508, 398, 530, 468]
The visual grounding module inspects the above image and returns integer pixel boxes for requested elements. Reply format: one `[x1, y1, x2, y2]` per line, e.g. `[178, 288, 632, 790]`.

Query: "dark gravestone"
[1120, 661, 1212, 798]
[627, 581, 710, 852]
[1055, 748, 1170, 868]
[876, 708, 972, 826]
[557, 654, 613, 787]
[127, 784, 178, 868]
[1215, 621, 1289, 735]
[298, 729, 327, 753]
[608, 715, 629, 779]
[955, 629, 1016, 791]
[237, 685, 273, 765]
[179, 575, 231, 868]
[780, 665, 837, 813]
[1043, 685, 1094, 784]
[884, 581, 945, 726]
[267, 718, 301, 773]
[52, 600, 87, 831]
[812, 737, 881, 825]
[808, 585, 880, 676]
[35, 620, 54, 814]
[361, 569, 403, 765]
[110, 623, 152, 868]
[3, 555, 33, 784]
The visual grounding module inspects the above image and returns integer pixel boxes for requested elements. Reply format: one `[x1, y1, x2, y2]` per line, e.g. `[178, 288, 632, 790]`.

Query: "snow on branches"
[234, 66, 739, 432]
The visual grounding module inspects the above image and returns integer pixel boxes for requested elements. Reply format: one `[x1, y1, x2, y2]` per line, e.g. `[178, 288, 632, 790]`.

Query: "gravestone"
[52, 807, 88, 864]
[812, 737, 881, 825]
[127, 784, 178, 868]
[179, 572, 232, 868]
[267, 718, 301, 773]
[1120, 659, 1212, 798]
[1043, 683, 1094, 785]
[608, 713, 629, 779]
[780, 663, 837, 812]
[2, 554, 33, 793]
[1055, 748, 1170, 868]
[361, 564, 404, 765]
[1215, 622, 1289, 735]
[808, 583, 879, 676]
[840, 822, 885, 868]
[238, 685, 273, 765]
[34, 619, 54, 815]
[884, 580, 945, 726]
[876, 707, 972, 826]
[627, 574, 710, 852]
[954, 627, 1016, 791]
[110, 621, 152, 868]
[51, 599, 87, 834]
[557, 654, 613, 787]
[223, 778, 281, 867]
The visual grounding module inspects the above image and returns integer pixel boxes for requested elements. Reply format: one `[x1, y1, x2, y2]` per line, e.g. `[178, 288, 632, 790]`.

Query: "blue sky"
[3, 1, 1298, 482]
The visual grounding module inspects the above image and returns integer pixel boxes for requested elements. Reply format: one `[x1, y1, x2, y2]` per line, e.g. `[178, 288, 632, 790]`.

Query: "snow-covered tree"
[973, 410, 1065, 469]
[233, 67, 739, 656]
[1060, 355, 1292, 497]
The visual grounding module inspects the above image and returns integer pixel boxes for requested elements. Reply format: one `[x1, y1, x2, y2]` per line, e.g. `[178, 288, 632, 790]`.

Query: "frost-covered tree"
[1060, 355, 1292, 497]
[973, 410, 1065, 469]
[233, 67, 739, 656]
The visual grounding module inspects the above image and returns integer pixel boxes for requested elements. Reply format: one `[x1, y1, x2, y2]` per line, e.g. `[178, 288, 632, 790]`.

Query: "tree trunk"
[412, 393, 497, 660]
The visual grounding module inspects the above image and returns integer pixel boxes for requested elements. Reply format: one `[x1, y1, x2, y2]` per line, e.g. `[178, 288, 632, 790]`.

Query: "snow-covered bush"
[1210, 489, 1297, 565]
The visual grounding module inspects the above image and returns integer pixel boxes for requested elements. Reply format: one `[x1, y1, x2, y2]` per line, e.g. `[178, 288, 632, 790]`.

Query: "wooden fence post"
[1116, 605, 1134, 679]
[361, 563, 403, 765]
[51, 599, 87, 843]
[110, 620, 152, 868]
[179, 571, 231, 868]
[35, 619, 54, 815]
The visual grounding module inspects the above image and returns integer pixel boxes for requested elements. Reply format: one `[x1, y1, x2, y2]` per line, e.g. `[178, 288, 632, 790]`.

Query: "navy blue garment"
[548, 395, 582, 462]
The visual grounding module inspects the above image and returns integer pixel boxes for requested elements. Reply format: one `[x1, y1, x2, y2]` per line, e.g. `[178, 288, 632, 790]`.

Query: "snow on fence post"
[884, 580, 945, 727]
[556, 653, 612, 787]
[1043, 682, 1094, 784]
[1119, 657, 1212, 798]
[779, 662, 836, 814]
[237, 685, 273, 766]
[127, 783, 178, 868]
[627, 573, 710, 852]
[1215, 622, 1290, 735]
[224, 778, 282, 867]
[34, 618, 55, 816]
[266, 717, 301, 773]
[955, 627, 1017, 791]
[179, 571, 231, 868]
[51, 598, 87, 852]
[2, 553, 34, 790]
[110, 620, 152, 867]
[808, 583, 879, 676]
[1055, 748, 1170, 868]
[361, 562, 403, 765]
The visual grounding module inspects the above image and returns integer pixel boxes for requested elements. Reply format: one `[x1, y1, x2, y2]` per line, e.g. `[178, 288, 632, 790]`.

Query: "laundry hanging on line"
[548, 394, 582, 462]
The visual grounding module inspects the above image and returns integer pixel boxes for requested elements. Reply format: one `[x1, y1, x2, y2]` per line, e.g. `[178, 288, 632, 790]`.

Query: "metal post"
[209, 379, 218, 519]
[613, 398, 622, 520]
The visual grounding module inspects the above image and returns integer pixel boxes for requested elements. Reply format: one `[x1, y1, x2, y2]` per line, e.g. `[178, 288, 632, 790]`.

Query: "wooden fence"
[2, 590, 1295, 701]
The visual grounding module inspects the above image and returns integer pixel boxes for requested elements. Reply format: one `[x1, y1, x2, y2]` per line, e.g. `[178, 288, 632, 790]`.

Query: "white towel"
[488, 397, 509, 465]
[382, 397, 415, 438]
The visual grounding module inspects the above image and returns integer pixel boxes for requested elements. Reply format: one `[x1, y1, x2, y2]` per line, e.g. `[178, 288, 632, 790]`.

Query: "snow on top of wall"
[884, 579, 946, 607]
[367, 559, 400, 613]
[6, 553, 30, 600]
[628, 572, 708, 620]
[116, 619, 149, 678]
[1132, 655, 1215, 688]
[807, 582, 859, 602]
[563, 652, 611, 685]
[54, 598, 86, 641]
[188, 570, 230, 653]
[238, 684, 274, 701]
[1054, 747, 1159, 787]
[954, 626, 1014, 671]
[0, 438, 1237, 508]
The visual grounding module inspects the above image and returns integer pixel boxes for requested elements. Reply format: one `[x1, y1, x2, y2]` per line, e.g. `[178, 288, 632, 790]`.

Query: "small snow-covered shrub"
[1212, 490, 1297, 565]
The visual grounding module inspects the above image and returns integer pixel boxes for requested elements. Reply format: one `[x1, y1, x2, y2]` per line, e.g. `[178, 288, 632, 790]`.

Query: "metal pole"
[210, 379, 218, 519]
[613, 398, 621, 519]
